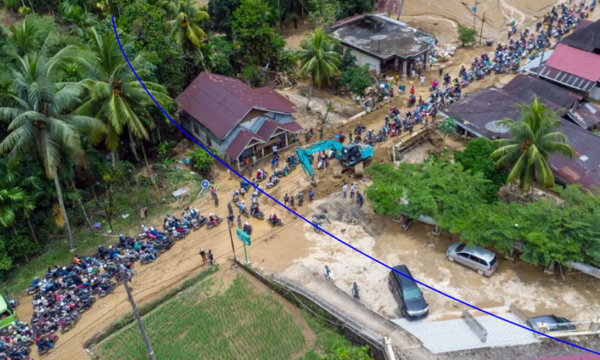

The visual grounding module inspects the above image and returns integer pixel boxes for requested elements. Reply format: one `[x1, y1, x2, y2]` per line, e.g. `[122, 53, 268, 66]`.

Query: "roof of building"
[534, 65, 597, 92]
[176, 73, 295, 140]
[573, 19, 593, 32]
[544, 44, 600, 82]
[502, 75, 581, 110]
[444, 88, 600, 191]
[561, 18, 600, 53]
[330, 14, 434, 61]
[223, 115, 303, 160]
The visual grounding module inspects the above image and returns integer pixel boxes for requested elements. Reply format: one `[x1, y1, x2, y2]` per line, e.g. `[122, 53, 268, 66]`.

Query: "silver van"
[446, 242, 498, 276]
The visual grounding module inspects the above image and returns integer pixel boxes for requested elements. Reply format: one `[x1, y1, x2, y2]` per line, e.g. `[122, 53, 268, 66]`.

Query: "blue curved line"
[112, 17, 599, 355]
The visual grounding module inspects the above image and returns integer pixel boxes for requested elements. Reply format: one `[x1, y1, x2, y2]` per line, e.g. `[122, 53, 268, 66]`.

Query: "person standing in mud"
[207, 250, 214, 265]
[284, 193, 290, 206]
[342, 182, 348, 198]
[199, 248, 207, 263]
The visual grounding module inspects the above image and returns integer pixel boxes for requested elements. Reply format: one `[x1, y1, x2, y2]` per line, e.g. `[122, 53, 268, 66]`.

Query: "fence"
[238, 264, 392, 360]
[462, 309, 488, 343]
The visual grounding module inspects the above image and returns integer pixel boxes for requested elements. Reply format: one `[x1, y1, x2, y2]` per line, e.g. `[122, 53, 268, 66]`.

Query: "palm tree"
[490, 98, 575, 200]
[7, 19, 40, 56]
[0, 158, 38, 243]
[0, 53, 106, 251]
[168, 0, 210, 51]
[298, 28, 341, 107]
[0, 186, 29, 229]
[75, 28, 171, 164]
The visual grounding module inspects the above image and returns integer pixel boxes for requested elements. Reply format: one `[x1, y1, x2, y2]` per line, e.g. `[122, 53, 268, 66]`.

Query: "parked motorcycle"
[206, 216, 222, 229]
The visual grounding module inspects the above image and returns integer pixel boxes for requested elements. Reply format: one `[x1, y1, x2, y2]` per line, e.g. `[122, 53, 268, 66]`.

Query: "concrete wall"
[344, 46, 381, 74]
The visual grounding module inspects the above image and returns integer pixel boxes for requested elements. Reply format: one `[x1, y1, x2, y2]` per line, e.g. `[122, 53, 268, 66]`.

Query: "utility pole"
[536, 22, 553, 78]
[397, 0, 406, 20]
[472, 0, 478, 29]
[227, 219, 238, 265]
[120, 270, 156, 360]
[479, 12, 486, 46]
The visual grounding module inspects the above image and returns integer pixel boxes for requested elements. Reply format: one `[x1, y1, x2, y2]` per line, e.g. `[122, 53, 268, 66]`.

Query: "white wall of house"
[344, 46, 381, 74]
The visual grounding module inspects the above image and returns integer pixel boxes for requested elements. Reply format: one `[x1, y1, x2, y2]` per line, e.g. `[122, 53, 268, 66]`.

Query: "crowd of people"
[15, 202, 220, 357]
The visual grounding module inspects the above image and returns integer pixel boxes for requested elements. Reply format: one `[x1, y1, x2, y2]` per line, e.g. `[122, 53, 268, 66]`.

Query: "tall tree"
[75, 28, 172, 163]
[0, 53, 106, 250]
[169, 0, 210, 51]
[308, 0, 340, 28]
[298, 27, 341, 106]
[298, 28, 341, 87]
[491, 98, 575, 200]
[208, 0, 241, 39]
[232, 0, 285, 67]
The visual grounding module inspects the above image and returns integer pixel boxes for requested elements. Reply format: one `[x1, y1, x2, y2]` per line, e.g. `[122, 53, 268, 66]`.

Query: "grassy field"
[95, 275, 307, 359]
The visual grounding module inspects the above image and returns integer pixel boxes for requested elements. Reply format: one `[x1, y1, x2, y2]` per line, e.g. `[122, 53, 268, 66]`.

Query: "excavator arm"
[296, 140, 343, 177]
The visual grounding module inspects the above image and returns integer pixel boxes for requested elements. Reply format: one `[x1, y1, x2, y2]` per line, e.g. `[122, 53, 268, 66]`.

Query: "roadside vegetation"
[366, 101, 600, 271]
[94, 273, 373, 360]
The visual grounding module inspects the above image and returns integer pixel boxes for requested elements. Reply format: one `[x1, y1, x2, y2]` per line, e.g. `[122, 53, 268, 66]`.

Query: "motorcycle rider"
[269, 213, 279, 224]
[243, 222, 252, 235]
[251, 203, 260, 216]
[209, 213, 218, 227]
[238, 200, 247, 214]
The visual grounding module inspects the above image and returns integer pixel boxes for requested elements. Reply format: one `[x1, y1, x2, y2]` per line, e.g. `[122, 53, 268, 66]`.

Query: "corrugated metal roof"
[444, 88, 600, 191]
[503, 75, 581, 110]
[536, 65, 597, 92]
[561, 18, 600, 53]
[545, 44, 600, 82]
[176, 73, 295, 140]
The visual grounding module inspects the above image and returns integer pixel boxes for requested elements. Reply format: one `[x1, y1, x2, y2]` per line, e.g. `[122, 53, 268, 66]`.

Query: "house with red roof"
[533, 19, 600, 101]
[176, 73, 303, 168]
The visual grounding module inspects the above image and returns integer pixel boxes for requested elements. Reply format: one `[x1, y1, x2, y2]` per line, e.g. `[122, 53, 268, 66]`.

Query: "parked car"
[388, 265, 429, 320]
[446, 242, 498, 276]
[526, 315, 576, 332]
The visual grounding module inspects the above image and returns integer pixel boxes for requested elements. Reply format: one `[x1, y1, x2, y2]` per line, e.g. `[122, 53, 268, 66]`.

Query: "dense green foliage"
[366, 159, 600, 268]
[187, 148, 215, 177]
[232, 0, 285, 68]
[340, 64, 371, 96]
[438, 117, 457, 137]
[457, 23, 477, 47]
[491, 98, 574, 195]
[454, 138, 506, 202]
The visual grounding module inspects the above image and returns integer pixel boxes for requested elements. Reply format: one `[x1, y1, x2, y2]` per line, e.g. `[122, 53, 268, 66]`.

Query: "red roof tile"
[177, 73, 295, 140]
[545, 44, 600, 82]
[224, 130, 265, 160]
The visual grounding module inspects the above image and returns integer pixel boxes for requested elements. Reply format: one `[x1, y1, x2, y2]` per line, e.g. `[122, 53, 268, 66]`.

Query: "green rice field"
[95, 275, 307, 359]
